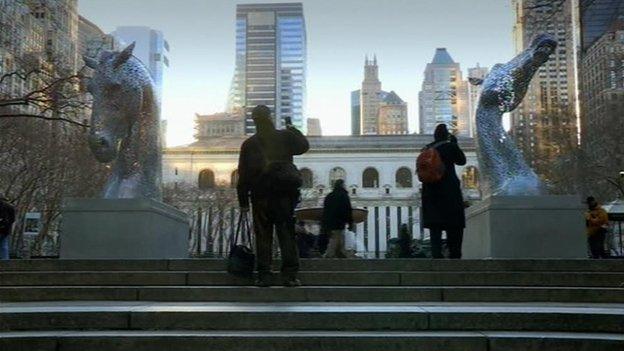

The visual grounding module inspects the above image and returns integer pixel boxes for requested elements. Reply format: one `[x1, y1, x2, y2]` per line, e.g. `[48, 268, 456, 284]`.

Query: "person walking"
[237, 105, 310, 287]
[585, 196, 609, 259]
[0, 194, 16, 260]
[421, 124, 467, 259]
[321, 179, 354, 258]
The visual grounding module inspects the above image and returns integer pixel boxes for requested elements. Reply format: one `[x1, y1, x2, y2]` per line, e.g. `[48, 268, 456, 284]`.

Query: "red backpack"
[416, 141, 447, 183]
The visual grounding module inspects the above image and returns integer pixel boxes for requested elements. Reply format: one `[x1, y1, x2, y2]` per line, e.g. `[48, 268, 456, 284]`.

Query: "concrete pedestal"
[464, 195, 586, 259]
[60, 198, 189, 259]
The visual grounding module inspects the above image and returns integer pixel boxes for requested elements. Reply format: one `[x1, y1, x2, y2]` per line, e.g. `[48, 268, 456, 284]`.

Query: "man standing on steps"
[0, 193, 16, 260]
[321, 179, 354, 258]
[237, 105, 310, 287]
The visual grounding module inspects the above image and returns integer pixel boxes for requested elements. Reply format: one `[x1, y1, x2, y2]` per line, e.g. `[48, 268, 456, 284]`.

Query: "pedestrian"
[585, 196, 609, 259]
[0, 193, 16, 260]
[321, 179, 354, 258]
[420, 124, 467, 259]
[237, 105, 310, 287]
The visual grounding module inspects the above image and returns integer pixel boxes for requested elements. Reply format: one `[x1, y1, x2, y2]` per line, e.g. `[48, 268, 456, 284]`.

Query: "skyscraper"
[360, 55, 382, 134]
[419, 48, 470, 136]
[510, 0, 579, 177]
[306, 118, 322, 136]
[229, 3, 307, 134]
[351, 57, 408, 135]
[467, 64, 489, 137]
[579, 0, 624, 145]
[350, 90, 361, 136]
[379, 91, 408, 135]
[580, 0, 624, 52]
[112, 26, 170, 103]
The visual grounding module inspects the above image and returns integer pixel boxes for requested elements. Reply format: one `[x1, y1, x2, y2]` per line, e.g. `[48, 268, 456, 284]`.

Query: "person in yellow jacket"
[585, 196, 609, 258]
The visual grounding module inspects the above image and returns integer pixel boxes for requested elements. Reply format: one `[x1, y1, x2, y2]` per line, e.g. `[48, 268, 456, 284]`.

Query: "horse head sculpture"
[84, 43, 162, 200]
[472, 34, 557, 197]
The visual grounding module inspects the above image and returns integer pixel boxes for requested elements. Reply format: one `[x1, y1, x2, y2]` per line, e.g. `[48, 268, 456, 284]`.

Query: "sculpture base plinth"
[464, 195, 586, 259]
[60, 198, 189, 259]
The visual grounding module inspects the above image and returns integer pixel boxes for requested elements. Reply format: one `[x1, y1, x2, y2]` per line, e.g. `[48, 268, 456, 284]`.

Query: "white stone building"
[164, 135, 480, 256]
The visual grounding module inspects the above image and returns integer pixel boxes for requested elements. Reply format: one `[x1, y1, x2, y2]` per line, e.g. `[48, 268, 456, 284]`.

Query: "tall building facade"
[379, 91, 408, 135]
[580, 0, 624, 52]
[418, 48, 470, 136]
[307, 117, 322, 136]
[350, 90, 361, 136]
[0, 1, 45, 99]
[352, 57, 408, 135]
[579, 5, 624, 198]
[112, 26, 170, 102]
[467, 64, 489, 137]
[229, 3, 307, 134]
[510, 0, 579, 177]
[579, 0, 624, 145]
[360, 56, 382, 134]
[29, 0, 80, 74]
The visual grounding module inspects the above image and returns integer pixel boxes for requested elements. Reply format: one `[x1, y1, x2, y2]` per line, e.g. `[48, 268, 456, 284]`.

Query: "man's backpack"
[416, 141, 448, 184]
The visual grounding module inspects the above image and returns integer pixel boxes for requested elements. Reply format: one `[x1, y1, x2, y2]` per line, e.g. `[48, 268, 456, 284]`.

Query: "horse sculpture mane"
[473, 34, 557, 197]
[84, 43, 162, 200]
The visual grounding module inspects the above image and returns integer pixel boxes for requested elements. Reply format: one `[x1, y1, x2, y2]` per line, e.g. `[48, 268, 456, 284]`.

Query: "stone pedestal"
[464, 195, 586, 259]
[60, 198, 189, 259]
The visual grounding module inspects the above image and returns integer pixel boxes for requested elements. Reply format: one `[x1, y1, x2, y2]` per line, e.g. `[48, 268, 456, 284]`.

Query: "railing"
[188, 205, 423, 258]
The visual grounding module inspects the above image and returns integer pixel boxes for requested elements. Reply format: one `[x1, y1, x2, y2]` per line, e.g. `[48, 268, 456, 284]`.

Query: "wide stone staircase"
[1, 259, 623, 350]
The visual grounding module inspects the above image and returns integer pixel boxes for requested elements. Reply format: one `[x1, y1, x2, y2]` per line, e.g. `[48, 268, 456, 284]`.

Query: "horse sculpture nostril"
[99, 138, 107, 147]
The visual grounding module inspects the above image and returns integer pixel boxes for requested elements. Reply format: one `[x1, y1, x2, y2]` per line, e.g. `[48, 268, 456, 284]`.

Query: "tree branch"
[0, 114, 89, 127]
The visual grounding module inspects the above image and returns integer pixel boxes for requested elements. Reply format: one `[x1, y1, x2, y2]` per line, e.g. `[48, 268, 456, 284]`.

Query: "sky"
[79, 0, 514, 146]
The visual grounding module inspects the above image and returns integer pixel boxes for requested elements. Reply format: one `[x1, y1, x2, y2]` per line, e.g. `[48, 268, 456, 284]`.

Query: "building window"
[198, 169, 215, 190]
[461, 166, 479, 190]
[362, 168, 379, 188]
[230, 170, 239, 189]
[329, 167, 346, 187]
[395, 167, 413, 188]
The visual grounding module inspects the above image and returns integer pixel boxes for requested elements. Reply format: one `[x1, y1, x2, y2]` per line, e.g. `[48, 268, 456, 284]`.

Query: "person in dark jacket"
[321, 179, 354, 258]
[0, 193, 16, 260]
[421, 124, 467, 259]
[237, 105, 310, 287]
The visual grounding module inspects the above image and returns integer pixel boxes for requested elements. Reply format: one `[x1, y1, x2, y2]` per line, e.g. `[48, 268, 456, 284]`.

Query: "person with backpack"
[585, 196, 609, 259]
[0, 193, 16, 260]
[418, 124, 467, 259]
[237, 105, 310, 287]
[321, 179, 354, 258]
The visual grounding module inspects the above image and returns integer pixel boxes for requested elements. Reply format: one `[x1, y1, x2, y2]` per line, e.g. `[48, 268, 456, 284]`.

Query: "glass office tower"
[229, 3, 307, 134]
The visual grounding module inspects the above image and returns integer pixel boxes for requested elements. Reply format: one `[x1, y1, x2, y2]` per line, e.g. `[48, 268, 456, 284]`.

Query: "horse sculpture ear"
[113, 42, 135, 69]
[83, 55, 98, 69]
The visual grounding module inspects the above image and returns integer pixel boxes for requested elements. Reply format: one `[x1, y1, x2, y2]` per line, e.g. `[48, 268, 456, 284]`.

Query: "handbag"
[227, 212, 256, 277]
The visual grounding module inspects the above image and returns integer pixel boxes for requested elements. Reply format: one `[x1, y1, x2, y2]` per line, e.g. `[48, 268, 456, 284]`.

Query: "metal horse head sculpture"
[472, 34, 557, 197]
[84, 43, 162, 200]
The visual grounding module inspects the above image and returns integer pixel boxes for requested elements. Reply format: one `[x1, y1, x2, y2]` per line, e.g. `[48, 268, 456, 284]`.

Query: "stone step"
[2, 259, 624, 272]
[1, 302, 623, 334]
[1, 286, 624, 303]
[2, 271, 624, 287]
[1, 330, 623, 351]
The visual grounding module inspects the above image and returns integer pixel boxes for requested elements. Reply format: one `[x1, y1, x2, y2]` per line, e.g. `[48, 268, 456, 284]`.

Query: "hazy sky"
[79, 0, 514, 146]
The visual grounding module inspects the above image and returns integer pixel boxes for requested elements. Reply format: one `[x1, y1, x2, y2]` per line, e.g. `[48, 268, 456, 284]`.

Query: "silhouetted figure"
[237, 105, 310, 287]
[0, 194, 16, 260]
[321, 179, 354, 258]
[585, 196, 609, 259]
[421, 124, 467, 259]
